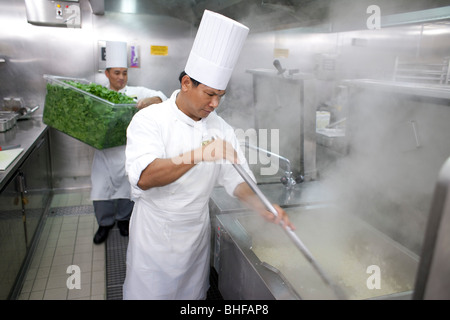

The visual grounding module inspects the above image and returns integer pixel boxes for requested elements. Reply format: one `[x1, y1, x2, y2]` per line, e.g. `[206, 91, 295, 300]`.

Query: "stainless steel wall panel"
[0, 0, 194, 189]
[91, 11, 194, 94]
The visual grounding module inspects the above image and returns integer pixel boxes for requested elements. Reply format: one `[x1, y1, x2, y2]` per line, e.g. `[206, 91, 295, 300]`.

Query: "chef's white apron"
[123, 191, 212, 299]
[124, 156, 221, 299]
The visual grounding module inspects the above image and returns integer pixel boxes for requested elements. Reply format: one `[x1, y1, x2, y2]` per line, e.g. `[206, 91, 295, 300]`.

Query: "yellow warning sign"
[151, 46, 168, 56]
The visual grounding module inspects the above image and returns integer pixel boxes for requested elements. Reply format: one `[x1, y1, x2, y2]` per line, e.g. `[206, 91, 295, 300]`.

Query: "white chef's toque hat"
[185, 10, 249, 90]
[106, 41, 128, 69]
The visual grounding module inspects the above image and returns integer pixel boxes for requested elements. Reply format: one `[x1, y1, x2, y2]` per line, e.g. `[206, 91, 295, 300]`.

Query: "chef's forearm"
[136, 140, 237, 190]
[137, 148, 202, 190]
[233, 182, 266, 213]
[136, 96, 163, 109]
[234, 182, 295, 230]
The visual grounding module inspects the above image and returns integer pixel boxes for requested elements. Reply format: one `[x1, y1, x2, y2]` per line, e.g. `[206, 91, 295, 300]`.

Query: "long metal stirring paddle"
[232, 163, 347, 299]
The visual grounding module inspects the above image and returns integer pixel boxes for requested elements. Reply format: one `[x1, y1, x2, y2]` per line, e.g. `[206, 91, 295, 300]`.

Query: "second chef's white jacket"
[90, 85, 167, 201]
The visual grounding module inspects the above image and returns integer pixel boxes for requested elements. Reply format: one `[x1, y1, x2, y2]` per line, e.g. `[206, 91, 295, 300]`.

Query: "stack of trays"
[0, 111, 18, 132]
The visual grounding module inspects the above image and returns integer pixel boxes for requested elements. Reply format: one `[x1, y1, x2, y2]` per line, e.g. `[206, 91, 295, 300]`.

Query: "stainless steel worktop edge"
[0, 116, 48, 191]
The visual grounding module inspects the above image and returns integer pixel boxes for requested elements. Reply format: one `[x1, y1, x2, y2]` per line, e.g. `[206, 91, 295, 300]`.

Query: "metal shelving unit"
[393, 56, 450, 85]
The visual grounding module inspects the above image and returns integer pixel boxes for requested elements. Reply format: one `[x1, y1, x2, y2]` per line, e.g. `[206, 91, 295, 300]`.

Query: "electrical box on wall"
[98, 40, 106, 71]
[314, 53, 338, 80]
[25, 0, 81, 28]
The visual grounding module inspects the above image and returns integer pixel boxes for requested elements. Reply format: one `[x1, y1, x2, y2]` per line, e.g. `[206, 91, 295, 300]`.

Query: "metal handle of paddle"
[232, 163, 346, 299]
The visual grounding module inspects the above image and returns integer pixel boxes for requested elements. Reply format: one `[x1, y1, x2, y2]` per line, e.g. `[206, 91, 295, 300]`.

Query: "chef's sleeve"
[125, 109, 165, 191]
[138, 87, 168, 102]
[216, 134, 256, 198]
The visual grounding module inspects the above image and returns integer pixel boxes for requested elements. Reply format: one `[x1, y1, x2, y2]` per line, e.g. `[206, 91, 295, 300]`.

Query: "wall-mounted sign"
[151, 46, 168, 56]
[130, 45, 140, 68]
[274, 48, 289, 58]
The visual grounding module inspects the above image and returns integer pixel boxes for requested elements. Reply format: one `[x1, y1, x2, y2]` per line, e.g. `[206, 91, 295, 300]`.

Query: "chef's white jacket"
[90, 85, 167, 201]
[123, 90, 255, 299]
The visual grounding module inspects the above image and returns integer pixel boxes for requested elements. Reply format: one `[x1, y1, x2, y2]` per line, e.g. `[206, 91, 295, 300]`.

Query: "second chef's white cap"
[185, 10, 249, 90]
[106, 41, 128, 69]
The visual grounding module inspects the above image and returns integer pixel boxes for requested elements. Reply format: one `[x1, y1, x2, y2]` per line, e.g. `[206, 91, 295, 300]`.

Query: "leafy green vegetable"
[43, 80, 137, 149]
[65, 80, 136, 104]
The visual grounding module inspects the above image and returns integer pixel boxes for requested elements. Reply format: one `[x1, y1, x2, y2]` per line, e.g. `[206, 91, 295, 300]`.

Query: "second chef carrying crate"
[43, 74, 137, 149]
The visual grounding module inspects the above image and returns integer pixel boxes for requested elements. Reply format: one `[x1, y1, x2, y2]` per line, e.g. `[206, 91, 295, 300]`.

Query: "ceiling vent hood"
[25, 0, 82, 28]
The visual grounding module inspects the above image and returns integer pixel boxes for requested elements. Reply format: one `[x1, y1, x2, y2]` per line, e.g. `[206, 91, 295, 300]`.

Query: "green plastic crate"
[43, 75, 137, 149]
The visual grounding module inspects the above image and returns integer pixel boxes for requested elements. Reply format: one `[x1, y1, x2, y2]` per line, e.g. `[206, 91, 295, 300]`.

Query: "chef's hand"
[201, 137, 239, 164]
[234, 183, 295, 230]
[136, 96, 163, 110]
[260, 204, 295, 230]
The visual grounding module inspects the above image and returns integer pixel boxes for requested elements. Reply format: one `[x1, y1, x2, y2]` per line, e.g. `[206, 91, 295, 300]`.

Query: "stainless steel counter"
[0, 115, 50, 299]
[0, 116, 48, 191]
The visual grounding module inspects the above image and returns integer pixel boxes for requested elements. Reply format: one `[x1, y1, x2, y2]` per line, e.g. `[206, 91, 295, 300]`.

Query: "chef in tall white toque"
[124, 10, 293, 300]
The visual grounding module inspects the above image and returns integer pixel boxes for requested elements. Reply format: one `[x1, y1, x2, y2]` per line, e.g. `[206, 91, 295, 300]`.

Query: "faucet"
[242, 142, 303, 190]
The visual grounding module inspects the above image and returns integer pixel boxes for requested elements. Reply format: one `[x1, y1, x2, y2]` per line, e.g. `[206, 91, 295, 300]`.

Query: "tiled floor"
[17, 189, 106, 300]
[16, 188, 223, 300]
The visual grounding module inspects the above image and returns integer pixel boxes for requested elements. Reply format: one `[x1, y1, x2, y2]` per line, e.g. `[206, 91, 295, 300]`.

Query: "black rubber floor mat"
[105, 226, 128, 300]
[49, 205, 94, 216]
